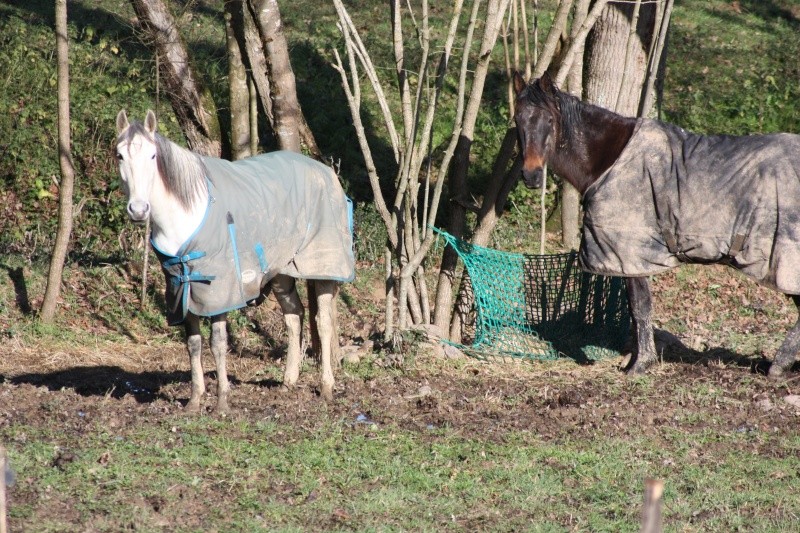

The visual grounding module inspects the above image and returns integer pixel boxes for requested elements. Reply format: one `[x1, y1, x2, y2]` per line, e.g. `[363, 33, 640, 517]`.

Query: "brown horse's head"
[513, 72, 562, 189]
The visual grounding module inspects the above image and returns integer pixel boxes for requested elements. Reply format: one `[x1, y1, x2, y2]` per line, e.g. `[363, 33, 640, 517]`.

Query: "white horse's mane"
[119, 121, 208, 210]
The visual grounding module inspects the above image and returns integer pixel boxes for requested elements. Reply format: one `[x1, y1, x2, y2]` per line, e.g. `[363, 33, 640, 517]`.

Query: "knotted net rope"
[435, 228, 630, 361]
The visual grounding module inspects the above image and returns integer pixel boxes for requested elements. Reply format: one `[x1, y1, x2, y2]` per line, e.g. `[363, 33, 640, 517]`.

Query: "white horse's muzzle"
[127, 200, 150, 222]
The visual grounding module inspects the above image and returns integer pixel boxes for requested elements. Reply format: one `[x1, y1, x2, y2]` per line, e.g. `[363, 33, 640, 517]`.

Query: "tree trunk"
[584, 0, 657, 115]
[241, 2, 274, 127]
[447, 127, 520, 341]
[129, 0, 221, 157]
[560, 0, 591, 251]
[225, 0, 252, 160]
[433, 0, 511, 335]
[247, 0, 319, 156]
[40, 0, 75, 322]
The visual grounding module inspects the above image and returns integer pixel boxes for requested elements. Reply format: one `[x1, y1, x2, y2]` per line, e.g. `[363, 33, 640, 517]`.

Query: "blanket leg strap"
[661, 230, 689, 263]
[727, 233, 746, 260]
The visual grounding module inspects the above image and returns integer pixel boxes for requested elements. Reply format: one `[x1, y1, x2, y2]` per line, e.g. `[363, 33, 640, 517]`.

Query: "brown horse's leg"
[210, 314, 230, 414]
[272, 275, 305, 389]
[769, 295, 800, 379]
[307, 280, 321, 360]
[624, 276, 657, 374]
[184, 313, 205, 413]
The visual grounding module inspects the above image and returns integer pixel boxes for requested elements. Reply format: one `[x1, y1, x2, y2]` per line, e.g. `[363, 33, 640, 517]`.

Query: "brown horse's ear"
[116, 110, 129, 135]
[513, 70, 527, 96]
[539, 71, 557, 95]
[144, 109, 158, 135]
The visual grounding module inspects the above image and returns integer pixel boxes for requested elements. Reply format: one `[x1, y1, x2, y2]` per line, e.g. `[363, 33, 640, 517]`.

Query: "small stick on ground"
[1, 445, 7, 533]
[641, 478, 664, 533]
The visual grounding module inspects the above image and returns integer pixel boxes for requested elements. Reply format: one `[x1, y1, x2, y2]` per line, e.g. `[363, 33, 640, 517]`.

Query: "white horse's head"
[115, 109, 159, 222]
[114, 109, 208, 255]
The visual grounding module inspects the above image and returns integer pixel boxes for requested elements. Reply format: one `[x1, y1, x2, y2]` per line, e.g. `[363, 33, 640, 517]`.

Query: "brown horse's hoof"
[624, 358, 652, 375]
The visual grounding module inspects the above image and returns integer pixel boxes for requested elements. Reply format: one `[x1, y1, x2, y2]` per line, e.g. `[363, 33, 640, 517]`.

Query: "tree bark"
[447, 126, 520, 340]
[241, 2, 274, 126]
[560, 0, 591, 251]
[225, 0, 252, 160]
[130, 0, 221, 156]
[40, 0, 76, 322]
[247, 0, 319, 156]
[584, 0, 657, 115]
[433, 0, 511, 335]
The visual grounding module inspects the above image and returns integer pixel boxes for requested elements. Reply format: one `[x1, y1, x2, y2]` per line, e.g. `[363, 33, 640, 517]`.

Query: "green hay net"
[434, 228, 630, 362]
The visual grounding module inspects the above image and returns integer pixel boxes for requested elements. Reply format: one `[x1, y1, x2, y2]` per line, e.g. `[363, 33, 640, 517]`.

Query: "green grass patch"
[4, 413, 799, 531]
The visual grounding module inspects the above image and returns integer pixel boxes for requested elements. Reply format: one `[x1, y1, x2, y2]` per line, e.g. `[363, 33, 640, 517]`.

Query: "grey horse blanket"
[580, 118, 800, 294]
[153, 151, 355, 325]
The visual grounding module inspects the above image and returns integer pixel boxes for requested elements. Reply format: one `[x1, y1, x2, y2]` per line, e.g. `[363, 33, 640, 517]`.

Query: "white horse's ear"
[116, 109, 129, 134]
[144, 109, 158, 135]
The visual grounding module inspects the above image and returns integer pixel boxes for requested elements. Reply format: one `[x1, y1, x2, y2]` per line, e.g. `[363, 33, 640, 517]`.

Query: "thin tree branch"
[532, 0, 574, 78]
[554, 0, 612, 86]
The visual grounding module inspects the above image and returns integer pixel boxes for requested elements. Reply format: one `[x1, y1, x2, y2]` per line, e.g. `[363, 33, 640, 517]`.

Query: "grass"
[664, 0, 800, 134]
[4, 410, 799, 531]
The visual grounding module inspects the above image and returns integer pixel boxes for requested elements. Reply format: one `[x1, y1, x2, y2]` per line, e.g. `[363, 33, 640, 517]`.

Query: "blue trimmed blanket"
[153, 151, 355, 325]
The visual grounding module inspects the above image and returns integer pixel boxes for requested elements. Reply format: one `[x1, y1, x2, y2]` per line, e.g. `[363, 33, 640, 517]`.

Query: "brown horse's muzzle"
[522, 166, 544, 189]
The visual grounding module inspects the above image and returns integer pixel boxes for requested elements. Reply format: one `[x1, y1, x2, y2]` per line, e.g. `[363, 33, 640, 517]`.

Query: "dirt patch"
[2, 336, 798, 446]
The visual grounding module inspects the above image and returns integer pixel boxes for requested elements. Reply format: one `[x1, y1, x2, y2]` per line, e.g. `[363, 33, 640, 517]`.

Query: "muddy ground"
[2, 337, 799, 447]
[1, 263, 799, 530]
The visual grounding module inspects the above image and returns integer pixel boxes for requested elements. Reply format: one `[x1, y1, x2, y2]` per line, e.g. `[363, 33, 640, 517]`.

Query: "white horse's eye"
[116, 152, 124, 161]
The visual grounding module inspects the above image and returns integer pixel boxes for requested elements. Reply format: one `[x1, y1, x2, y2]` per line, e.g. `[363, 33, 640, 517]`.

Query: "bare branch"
[333, 0, 400, 161]
[331, 47, 398, 248]
[615, 0, 643, 112]
[639, 0, 674, 117]
[554, 0, 612, 86]
[532, 0, 574, 78]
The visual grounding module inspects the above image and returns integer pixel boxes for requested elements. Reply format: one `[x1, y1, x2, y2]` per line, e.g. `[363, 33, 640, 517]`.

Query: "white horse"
[115, 110, 355, 412]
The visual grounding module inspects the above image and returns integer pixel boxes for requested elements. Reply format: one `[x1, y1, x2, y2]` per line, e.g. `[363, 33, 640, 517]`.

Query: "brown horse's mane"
[518, 78, 637, 190]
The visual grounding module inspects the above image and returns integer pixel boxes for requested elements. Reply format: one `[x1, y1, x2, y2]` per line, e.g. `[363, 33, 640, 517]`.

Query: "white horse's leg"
[272, 275, 304, 389]
[315, 280, 338, 401]
[184, 313, 205, 413]
[210, 314, 231, 413]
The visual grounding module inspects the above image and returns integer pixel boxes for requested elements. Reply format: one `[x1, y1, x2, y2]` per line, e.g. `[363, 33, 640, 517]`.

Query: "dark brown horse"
[513, 72, 800, 377]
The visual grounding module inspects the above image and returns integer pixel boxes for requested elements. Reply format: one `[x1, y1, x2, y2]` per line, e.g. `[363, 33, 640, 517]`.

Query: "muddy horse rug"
[580, 118, 800, 294]
[153, 151, 355, 324]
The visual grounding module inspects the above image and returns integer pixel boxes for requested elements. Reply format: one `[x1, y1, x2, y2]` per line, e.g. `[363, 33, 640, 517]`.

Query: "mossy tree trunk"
[225, 0, 252, 160]
[129, 0, 222, 157]
[246, 0, 319, 156]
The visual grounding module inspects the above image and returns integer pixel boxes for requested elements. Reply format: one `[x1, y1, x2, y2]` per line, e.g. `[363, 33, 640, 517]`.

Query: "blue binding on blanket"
[152, 151, 355, 325]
